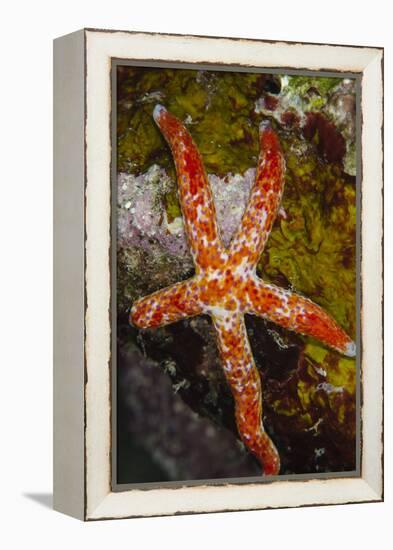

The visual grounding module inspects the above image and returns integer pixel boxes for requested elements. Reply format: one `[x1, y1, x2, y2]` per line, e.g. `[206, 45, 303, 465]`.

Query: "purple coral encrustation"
[118, 164, 256, 258]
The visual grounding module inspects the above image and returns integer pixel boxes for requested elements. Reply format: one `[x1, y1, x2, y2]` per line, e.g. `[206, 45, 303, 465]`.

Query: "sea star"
[130, 104, 356, 476]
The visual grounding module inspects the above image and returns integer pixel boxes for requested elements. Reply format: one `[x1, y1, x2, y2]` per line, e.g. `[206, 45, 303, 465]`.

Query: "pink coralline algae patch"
[209, 169, 255, 247]
[130, 105, 356, 476]
[118, 166, 190, 259]
[118, 166, 255, 255]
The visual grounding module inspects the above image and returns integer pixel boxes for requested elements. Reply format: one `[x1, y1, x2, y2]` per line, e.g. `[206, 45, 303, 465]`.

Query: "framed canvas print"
[53, 29, 383, 520]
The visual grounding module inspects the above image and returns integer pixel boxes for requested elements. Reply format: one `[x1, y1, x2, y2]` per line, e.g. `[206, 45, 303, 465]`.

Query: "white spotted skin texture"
[131, 105, 356, 475]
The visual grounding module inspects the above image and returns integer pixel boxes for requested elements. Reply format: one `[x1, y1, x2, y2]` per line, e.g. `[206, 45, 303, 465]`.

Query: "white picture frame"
[53, 28, 383, 521]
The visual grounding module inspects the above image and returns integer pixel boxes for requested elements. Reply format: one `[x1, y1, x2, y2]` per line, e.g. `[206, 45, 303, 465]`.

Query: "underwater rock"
[118, 341, 260, 481]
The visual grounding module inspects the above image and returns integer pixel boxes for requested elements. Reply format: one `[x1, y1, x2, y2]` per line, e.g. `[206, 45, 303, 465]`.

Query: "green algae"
[164, 188, 182, 223]
[305, 342, 328, 364]
[117, 69, 267, 177]
[284, 75, 341, 107]
[258, 133, 356, 338]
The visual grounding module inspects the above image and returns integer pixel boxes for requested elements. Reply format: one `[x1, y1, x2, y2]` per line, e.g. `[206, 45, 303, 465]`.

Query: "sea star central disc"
[130, 104, 356, 475]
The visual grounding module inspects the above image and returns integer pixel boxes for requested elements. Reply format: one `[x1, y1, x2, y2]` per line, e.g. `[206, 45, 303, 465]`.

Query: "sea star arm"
[246, 278, 356, 357]
[228, 121, 285, 268]
[212, 311, 280, 475]
[131, 278, 203, 329]
[153, 105, 224, 272]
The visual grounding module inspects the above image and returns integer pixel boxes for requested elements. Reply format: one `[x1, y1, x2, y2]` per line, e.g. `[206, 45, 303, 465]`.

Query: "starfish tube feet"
[343, 340, 356, 358]
[152, 103, 167, 121]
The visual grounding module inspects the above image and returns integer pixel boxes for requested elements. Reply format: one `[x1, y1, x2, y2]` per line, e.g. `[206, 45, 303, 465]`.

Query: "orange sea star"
[130, 105, 356, 476]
